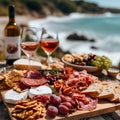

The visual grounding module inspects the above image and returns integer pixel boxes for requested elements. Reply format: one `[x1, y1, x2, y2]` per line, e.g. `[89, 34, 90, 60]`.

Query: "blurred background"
[0, 0, 120, 66]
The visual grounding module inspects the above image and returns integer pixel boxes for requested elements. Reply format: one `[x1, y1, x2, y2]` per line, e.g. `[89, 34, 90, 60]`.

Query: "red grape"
[50, 94, 61, 105]
[59, 94, 72, 102]
[50, 94, 56, 102]
[47, 105, 58, 117]
[61, 102, 73, 109]
[45, 74, 57, 85]
[68, 99, 76, 108]
[59, 95, 76, 107]
[58, 104, 69, 115]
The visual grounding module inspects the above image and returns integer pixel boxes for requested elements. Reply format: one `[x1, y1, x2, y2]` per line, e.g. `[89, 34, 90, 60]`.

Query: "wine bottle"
[4, 5, 21, 65]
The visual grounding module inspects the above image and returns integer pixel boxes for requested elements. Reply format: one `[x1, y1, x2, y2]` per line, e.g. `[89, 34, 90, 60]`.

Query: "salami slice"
[76, 96, 98, 111]
[21, 77, 48, 87]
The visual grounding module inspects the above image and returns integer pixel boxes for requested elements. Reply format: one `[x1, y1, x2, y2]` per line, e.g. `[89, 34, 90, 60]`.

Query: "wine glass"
[39, 28, 59, 67]
[21, 27, 39, 68]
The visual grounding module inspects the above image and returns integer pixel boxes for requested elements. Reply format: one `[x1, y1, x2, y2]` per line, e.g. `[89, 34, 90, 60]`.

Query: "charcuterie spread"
[0, 54, 120, 120]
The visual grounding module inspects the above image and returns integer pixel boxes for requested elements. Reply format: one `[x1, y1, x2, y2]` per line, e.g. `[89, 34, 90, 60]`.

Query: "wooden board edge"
[0, 90, 15, 120]
[1, 90, 120, 120]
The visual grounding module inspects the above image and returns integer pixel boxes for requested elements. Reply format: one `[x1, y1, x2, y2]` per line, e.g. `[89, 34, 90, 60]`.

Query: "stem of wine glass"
[26, 54, 31, 69]
[46, 52, 52, 69]
[48, 54, 53, 63]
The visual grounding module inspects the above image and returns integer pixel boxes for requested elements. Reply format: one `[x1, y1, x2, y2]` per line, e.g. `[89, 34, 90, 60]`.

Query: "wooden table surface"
[0, 70, 120, 120]
[0, 99, 120, 120]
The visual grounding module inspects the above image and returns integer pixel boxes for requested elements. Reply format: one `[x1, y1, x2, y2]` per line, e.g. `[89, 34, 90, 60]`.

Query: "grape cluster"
[83, 54, 96, 66]
[91, 55, 112, 70]
[39, 70, 63, 85]
[45, 74, 58, 85]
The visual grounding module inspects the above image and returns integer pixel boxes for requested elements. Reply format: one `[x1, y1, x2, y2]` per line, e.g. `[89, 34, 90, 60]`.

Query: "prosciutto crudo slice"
[67, 70, 99, 90]
[54, 70, 99, 95]
[71, 91, 98, 111]
[20, 70, 48, 87]
[54, 69, 99, 111]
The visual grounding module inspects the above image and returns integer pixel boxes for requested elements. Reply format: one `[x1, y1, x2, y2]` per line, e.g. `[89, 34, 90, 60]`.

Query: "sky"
[85, 0, 120, 9]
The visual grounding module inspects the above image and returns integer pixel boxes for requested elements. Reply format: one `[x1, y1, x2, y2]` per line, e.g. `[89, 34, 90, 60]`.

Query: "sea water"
[29, 12, 120, 66]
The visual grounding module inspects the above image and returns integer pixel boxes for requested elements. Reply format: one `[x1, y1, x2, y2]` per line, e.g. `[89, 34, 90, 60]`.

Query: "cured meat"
[19, 82, 30, 90]
[21, 77, 48, 87]
[32, 94, 50, 106]
[20, 70, 48, 87]
[24, 69, 42, 79]
[76, 97, 98, 111]
[71, 92, 98, 111]
[67, 70, 99, 89]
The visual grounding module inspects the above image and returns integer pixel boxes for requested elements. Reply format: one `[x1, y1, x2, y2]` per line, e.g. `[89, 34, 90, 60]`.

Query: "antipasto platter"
[1, 90, 120, 120]
[0, 54, 120, 120]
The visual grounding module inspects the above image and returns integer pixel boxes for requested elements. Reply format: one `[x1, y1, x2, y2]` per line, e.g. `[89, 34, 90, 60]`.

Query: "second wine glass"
[39, 28, 59, 66]
[21, 27, 39, 68]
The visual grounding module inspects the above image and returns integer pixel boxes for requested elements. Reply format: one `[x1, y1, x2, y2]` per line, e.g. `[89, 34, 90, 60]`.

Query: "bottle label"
[5, 36, 21, 59]
[0, 39, 5, 62]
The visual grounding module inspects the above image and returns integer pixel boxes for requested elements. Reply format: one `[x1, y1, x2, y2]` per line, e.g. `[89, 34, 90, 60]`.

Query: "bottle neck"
[8, 5, 15, 23]
[9, 17, 15, 23]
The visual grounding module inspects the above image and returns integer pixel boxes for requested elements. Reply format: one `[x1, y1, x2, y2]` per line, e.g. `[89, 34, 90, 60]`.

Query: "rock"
[90, 38, 96, 42]
[67, 33, 87, 41]
[66, 33, 96, 42]
[91, 46, 98, 49]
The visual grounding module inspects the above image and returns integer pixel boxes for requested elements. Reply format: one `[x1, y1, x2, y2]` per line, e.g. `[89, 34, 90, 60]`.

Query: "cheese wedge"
[4, 89, 28, 104]
[28, 85, 52, 98]
[13, 58, 47, 70]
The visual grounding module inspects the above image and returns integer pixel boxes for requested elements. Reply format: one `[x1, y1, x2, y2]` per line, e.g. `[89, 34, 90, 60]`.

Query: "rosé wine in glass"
[21, 42, 38, 56]
[21, 27, 39, 69]
[40, 39, 59, 55]
[40, 29, 59, 67]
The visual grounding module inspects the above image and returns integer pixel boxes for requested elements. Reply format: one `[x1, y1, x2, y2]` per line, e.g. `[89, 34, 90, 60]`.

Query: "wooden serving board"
[1, 90, 120, 120]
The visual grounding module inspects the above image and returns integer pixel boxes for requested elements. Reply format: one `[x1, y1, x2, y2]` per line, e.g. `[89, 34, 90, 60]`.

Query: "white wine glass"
[39, 28, 59, 67]
[21, 27, 39, 69]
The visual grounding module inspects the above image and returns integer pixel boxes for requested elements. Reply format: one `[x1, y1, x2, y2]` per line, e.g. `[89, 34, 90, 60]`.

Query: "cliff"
[0, 0, 120, 17]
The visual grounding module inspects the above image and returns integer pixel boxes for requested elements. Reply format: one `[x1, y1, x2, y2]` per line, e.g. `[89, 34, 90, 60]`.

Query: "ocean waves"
[29, 12, 120, 66]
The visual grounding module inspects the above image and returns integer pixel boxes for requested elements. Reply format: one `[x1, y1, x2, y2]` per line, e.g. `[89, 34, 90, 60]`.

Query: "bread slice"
[115, 86, 120, 102]
[13, 58, 47, 70]
[109, 85, 120, 102]
[81, 83, 103, 97]
[97, 84, 114, 99]
[107, 86, 119, 102]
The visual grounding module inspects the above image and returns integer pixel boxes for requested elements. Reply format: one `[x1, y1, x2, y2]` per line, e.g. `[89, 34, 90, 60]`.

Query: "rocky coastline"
[66, 33, 96, 42]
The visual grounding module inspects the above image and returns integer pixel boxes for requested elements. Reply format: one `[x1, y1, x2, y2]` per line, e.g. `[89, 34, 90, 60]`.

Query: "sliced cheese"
[28, 85, 52, 98]
[4, 89, 28, 104]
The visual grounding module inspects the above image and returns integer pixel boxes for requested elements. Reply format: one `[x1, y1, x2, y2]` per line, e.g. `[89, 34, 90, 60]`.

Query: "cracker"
[12, 99, 46, 119]
[4, 69, 26, 92]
